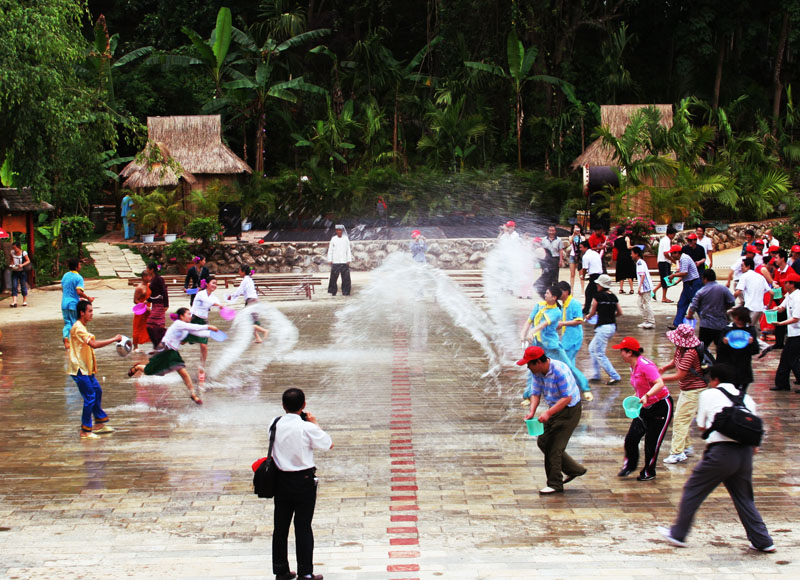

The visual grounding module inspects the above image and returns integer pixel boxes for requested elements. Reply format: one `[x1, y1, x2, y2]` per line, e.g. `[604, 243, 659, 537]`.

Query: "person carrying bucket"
[519, 285, 590, 401]
[612, 337, 673, 481]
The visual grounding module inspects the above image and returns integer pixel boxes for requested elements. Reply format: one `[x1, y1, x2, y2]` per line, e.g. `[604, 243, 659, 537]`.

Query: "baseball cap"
[516, 346, 545, 365]
[745, 245, 758, 253]
[754, 239, 765, 246]
[411, 229, 421, 238]
[506, 220, 516, 227]
[687, 233, 698, 240]
[768, 245, 780, 253]
[791, 245, 800, 253]
[784, 271, 800, 283]
[669, 244, 683, 253]
[612, 337, 642, 351]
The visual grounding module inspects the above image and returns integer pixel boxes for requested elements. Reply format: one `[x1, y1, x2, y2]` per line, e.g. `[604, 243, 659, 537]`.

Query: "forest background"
[3, 0, 800, 235]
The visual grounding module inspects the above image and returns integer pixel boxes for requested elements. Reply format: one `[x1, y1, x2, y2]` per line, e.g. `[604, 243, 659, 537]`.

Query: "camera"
[300, 411, 308, 421]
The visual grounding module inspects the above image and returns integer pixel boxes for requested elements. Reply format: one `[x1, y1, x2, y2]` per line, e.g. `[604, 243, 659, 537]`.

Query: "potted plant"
[132, 188, 186, 243]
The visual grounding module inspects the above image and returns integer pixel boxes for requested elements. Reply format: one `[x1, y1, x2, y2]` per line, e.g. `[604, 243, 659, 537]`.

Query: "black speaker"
[218, 203, 242, 237]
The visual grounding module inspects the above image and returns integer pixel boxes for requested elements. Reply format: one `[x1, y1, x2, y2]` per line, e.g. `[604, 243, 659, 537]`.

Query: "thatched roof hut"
[570, 104, 673, 170]
[120, 115, 251, 190]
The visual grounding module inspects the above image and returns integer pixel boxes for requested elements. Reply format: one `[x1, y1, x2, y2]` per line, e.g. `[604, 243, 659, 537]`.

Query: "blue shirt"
[528, 302, 562, 350]
[61, 271, 85, 310]
[410, 239, 427, 263]
[560, 295, 584, 349]
[690, 282, 735, 330]
[678, 253, 699, 282]
[527, 359, 581, 407]
[121, 195, 133, 217]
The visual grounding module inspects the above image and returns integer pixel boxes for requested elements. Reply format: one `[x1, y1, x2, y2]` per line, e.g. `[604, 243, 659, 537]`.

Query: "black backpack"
[687, 343, 715, 384]
[702, 387, 764, 446]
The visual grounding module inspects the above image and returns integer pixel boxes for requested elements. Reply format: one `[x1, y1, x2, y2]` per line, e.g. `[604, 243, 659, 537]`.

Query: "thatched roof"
[119, 141, 197, 188]
[120, 115, 252, 189]
[571, 104, 674, 170]
[0, 187, 55, 212]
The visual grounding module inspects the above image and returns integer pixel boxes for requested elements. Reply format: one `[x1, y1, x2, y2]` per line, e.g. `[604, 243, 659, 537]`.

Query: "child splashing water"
[226, 265, 270, 343]
[128, 307, 219, 405]
[186, 276, 223, 382]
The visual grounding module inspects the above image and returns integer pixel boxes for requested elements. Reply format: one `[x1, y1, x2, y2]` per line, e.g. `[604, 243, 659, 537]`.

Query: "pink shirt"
[629, 356, 669, 405]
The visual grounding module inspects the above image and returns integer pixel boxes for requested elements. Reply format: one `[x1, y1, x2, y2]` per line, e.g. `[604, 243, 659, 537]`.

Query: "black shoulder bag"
[253, 417, 281, 498]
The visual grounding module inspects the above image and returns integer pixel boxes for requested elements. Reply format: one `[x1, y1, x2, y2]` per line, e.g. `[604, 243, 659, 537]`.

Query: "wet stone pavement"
[1, 300, 799, 580]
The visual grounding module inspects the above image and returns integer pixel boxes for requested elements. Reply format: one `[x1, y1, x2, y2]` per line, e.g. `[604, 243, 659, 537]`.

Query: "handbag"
[252, 416, 281, 498]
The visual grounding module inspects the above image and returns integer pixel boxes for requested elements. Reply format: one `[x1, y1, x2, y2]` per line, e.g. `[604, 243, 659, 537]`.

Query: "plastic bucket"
[525, 419, 544, 436]
[664, 275, 679, 287]
[586, 314, 598, 325]
[185, 288, 198, 295]
[219, 307, 236, 320]
[765, 309, 779, 324]
[726, 329, 751, 350]
[622, 396, 642, 419]
[772, 286, 783, 300]
[209, 329, 228, 342]
[115, 335, 133, 357]
[682, 318, 696, 329]
[132, 303, 147, 315]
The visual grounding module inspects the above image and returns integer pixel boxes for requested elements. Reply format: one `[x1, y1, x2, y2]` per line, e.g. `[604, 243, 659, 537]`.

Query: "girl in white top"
[128, 307, 218, 405]
[568, 224, 586, 293]
[187, 276, 223, 379]
[227, 265, 269, 343]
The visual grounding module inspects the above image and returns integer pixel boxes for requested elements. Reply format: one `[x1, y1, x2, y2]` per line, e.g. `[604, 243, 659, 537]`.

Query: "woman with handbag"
[9, 242, 30, 307]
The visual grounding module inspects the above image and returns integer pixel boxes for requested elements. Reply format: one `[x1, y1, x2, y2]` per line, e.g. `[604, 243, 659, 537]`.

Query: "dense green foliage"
[5, 0, 800, 225]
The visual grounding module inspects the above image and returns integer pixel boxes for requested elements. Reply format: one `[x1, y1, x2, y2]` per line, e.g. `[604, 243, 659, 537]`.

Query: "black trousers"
[671, 443, 772, 549]
[583, 273, 599, 316]
[774, 308, 787, 348]
[699, 327, 723, 353]
[328, 263, 351, 295]
[775, 335, 800, 389]
[621, 396, 674, 478]
[273, 469, 318, 576]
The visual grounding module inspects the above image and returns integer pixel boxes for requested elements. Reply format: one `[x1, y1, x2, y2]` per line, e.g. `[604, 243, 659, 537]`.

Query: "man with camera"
[519, 346, 586, 495]
[271, 388, 333, 580]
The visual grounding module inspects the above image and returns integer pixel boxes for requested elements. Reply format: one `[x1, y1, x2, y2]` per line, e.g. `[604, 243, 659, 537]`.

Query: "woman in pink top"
[613, 337, 674, 481]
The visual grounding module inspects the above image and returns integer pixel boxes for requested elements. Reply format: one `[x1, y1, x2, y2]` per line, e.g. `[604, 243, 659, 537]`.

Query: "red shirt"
[588, 233, 606, 251]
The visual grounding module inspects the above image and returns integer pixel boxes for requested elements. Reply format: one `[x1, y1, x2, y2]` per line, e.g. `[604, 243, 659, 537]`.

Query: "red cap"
[687, 233, 698, 240]
[769, 245, 780, 253]
[784, 271, 800, 283]
[745, 245, 758, 253]
[411, 229, 421, 238]
[754, 239, 765, 246]
[792, 245, 800, 253]
[612, 336, 642, 351]
[516, 346, 545, 365]
[506, 220, 516, 227]
[669, 244, 683, 253]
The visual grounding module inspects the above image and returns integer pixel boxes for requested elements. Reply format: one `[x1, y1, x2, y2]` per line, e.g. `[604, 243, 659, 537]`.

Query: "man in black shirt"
[682, 233, 707, 274]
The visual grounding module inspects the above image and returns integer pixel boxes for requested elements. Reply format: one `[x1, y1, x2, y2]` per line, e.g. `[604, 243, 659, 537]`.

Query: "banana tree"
[466, 30, 573, 169]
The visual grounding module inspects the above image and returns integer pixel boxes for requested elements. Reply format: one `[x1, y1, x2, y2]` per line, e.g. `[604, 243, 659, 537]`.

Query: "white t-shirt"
[657, 236, 672, 263]
[636, 258, 653, 293]
[11, 250, 28, 268]
[786, 288, 800, 337]
[697, 383, 757, 445]
[736, 269, 771, 313]
[327, 235, 353, 263]
[581, 249, 603, 275]
[191, 289, 221, 319]
[697, 236, 713, 257]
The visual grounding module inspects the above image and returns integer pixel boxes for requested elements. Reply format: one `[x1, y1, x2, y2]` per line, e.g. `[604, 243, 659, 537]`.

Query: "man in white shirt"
[726, 246, 762, 292]
[632, 245, 654, 328]
[734, 258, 771, 328]
[695, 225, 714, 268]
[327, 225, 353, 296]
[658, 364, 774, 552]
[653, 226, 676, 303]
[272, 388, 333, 580]
[772, 271, 800, 391]
[579, 240, 603, 316]
[762, 228, 778, 257]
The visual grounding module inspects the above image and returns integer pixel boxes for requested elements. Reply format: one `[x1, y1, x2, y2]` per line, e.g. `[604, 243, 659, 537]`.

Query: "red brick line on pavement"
[388, 331, 421, 580]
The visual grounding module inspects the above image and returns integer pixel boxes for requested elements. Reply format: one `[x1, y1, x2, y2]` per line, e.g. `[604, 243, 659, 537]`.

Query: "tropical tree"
[465, 30, 573, 169]
[417, 92, 487, 171]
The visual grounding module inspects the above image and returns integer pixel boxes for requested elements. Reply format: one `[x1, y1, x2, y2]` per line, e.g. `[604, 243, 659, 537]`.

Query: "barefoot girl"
[185, 276, 223, 381]
[226, 265, 270, 342]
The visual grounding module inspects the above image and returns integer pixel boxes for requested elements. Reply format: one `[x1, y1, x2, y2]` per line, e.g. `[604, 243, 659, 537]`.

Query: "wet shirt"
[68, 320, 96, 376]
[674, 347, 706, 391]
[629, 356, 669, 405]
[271, 413, 333, 472]
[61, 271, 85, 310]
[690, 282, 735, 330]
[528, 302, 562, 350]
[526, 359, 581, 408]
[191, 289, 221, 319]
[595, 291, 618, 326]
[560, 295, 584, 349]
[162, 319, 210, 351]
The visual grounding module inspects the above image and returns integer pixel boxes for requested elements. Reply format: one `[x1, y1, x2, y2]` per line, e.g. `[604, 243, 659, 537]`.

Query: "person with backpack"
[659, 324, 709, 464]
[657, 364, 774, 553]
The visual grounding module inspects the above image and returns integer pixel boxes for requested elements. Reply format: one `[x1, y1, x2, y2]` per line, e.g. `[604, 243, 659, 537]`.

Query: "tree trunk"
[712, 35, 725, 112]
[516, 92, 522, 170]
[393, 89, 399, 169]
[772, 12, 790, 132]
[256, 112, 265, 175]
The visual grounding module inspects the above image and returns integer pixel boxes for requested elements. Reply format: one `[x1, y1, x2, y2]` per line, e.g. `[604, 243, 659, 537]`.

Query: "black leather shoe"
[563, 468, 587, 484]
[617, 468, 634, 477]
[298, 575, 323, 580]
[637, 473, 656, 481]
[275, 573, 297, 580]
[770, 386, 790, 391]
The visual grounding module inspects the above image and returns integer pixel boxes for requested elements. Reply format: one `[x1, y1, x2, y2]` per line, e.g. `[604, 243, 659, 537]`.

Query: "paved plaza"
[1, 285, 799, 579]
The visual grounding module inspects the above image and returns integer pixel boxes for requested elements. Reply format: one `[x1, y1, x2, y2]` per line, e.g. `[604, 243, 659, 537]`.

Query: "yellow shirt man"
[68, 320, 97, 376]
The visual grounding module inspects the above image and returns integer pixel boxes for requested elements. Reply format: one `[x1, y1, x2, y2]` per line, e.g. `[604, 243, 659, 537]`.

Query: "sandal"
[190, 392, 203, 405]
[662, 298, 674, 303]
[128, 365, 138, 377]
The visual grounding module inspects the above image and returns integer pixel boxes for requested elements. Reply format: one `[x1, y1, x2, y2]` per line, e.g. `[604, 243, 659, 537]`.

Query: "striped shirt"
[526, 359, 581, 407]
[678, 253, 699, 282]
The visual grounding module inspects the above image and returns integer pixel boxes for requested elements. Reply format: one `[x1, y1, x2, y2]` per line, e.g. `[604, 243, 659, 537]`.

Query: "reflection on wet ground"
[1, 302, 799, 579]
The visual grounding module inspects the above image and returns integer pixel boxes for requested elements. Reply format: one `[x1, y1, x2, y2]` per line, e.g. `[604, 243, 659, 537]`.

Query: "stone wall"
[661, 218, 789, 251]
[136, 238, 495, 274]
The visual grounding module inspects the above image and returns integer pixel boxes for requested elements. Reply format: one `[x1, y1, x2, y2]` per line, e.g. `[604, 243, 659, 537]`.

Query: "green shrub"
[164, 238, 192, 262]
[186, 217, 221, 247]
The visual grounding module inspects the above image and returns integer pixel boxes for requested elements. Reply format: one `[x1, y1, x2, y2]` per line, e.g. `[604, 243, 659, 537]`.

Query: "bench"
[248, 274, 325, 300]
[446, 270, 485, 298]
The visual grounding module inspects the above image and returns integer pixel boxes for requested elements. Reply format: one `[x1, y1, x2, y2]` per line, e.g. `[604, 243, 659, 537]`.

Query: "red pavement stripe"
[388, 564, 420, 572]
[391, 495, 417, 501]
[391, 515, 418, 522]
[392, 485, 418, 491]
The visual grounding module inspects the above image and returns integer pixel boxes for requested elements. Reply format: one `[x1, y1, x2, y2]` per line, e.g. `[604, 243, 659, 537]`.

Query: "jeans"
[72, 371, 108, 432]
[673, 278, 702, 327]
[11, 270, 27, 297]
[273, 469, 318, 576]
[589, 323, 620, 381]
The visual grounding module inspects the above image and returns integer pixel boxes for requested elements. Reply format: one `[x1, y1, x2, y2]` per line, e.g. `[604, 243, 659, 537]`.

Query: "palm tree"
[417, 92, 487, 171]
[465, 30, 573, 169]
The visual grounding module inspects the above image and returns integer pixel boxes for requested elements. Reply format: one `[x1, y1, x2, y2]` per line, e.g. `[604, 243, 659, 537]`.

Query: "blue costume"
[523, 301, 589, 398]
[560, 295, 590, 393]
[121, 194, 135, 239]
